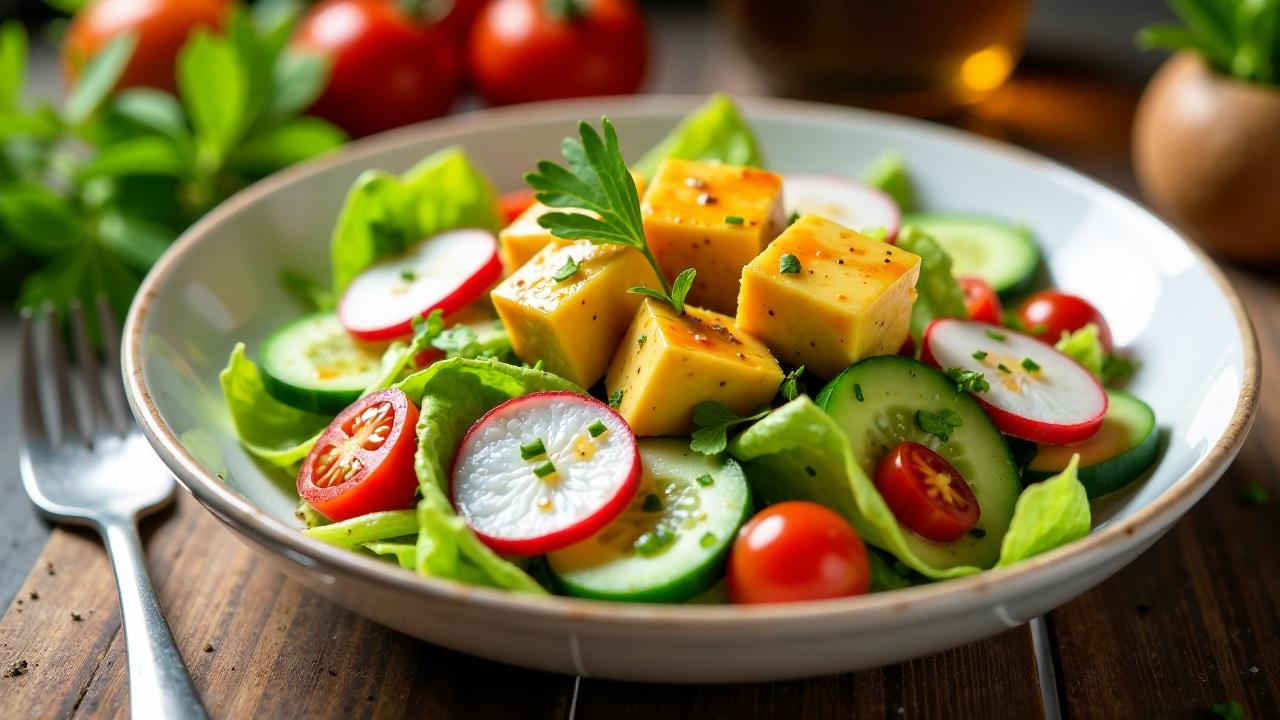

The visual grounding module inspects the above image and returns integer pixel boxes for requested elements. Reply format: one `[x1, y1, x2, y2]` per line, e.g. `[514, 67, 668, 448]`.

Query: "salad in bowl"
[221, 95, 1159, 605]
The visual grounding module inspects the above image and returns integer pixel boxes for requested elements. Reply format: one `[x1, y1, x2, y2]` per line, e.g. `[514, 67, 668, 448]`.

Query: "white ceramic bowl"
[123, 96, 1259, 683]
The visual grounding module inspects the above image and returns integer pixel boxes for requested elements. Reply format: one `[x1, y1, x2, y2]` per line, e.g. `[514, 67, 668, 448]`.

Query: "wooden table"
[2, 16, 1278, 720]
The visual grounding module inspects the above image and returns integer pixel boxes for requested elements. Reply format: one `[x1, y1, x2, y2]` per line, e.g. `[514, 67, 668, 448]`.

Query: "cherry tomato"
[874, 443, 979, 543]
[293, 0, 460, 138]
[425, 0, 490, 43]
[728, 501, 870, 604]
[1017, 290, 1113, 352]
[958, 276, 1003, 325]
[63, 0, 229, 94]
[468, 0, 647, 106]
[499, 188, 539, 226]
[297, 388, 421, 521]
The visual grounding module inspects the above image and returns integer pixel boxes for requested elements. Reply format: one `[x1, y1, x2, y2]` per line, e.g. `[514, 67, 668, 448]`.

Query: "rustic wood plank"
[1048, 268, 1280, 720]
[0, 493, 575, 719]
[574, 627, 1042, 719]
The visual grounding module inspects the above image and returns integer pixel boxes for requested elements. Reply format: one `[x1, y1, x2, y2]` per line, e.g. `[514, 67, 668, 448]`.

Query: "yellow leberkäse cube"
[492, 241, 656, 388]
[605, 299, 783, 437]
[641, 159, 785, 315]
[499, 172, 649, 272]
[736, 214, 921, 378]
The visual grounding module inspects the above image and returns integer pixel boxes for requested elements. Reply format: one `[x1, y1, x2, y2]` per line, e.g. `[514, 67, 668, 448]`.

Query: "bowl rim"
[123, 94, 1260, 627]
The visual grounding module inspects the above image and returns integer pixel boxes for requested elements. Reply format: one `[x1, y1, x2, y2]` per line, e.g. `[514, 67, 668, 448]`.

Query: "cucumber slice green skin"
[1026, 390, 1159, 498]
[816, 356, 1021, 570]
[904, 213, 1040, 299]
[547, 439, 752, 604]
[260, 312, 384, 415]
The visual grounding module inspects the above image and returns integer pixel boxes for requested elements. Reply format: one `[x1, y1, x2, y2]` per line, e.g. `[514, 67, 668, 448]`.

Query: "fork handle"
[101, 521, 209, 720]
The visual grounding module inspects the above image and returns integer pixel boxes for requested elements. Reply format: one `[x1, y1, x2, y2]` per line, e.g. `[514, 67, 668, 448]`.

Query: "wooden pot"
[1134, 52, 1280, 262]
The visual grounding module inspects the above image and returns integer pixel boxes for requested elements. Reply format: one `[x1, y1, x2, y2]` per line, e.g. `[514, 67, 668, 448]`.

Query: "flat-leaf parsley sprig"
[525, 118, 696, 314]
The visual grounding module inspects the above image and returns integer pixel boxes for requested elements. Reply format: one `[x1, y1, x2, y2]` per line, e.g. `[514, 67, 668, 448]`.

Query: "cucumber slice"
[816, 356, 1021, 569]
[260, 312, 384, 414]
[904, 213, 1039, 298]
[547, 439, 751, 603]
[1026, 390, 1159, 497]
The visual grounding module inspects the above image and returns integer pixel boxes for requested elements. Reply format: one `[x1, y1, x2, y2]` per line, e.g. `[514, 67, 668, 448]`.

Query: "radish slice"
[339, 229, 502, 341]
[922, 319, 1107, 445]
[784, 174, 902, 242]
[451, 391, 641, 556]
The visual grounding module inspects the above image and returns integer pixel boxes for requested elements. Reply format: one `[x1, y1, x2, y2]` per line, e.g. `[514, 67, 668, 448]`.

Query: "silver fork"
[19, 299, 208, 720]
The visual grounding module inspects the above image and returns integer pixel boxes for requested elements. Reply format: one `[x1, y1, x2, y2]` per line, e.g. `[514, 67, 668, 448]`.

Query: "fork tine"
[95, 294, 130, 434]
[68, 298, 109, 441]
[39, 302, 84, 448]
[19, 307, 49, 444]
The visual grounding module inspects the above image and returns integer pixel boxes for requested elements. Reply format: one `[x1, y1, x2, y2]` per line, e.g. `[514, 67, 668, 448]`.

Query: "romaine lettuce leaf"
[997, 455, 1089, 567]
[330, 146, 501, 294]
[634, 94, 765, 178]
[219, 343, 327, 467]
[729, 398, 1094, 578]
[304, 510, 419, 548]
[896, 225, 968, 343]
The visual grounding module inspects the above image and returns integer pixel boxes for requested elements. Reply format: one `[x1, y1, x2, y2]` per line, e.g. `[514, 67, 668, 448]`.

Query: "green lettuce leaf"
[402, 358, 581, 593]
[364, 541, 419, 570]
[861, 151, 915, 213]
[219, 343, 327, 466]
[997, 455, 1089, 567]
[304, 510, 419, 548]
[896, 225, 968, 343]
[634, 94, 765, 177]
[331, 146, 501, 293]
[1055, 323, 1106, 377]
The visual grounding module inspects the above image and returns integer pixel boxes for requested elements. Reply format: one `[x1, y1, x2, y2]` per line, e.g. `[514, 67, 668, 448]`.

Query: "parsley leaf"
[608, 388, 625, 409]
[945, 367, 990, 393]
[916, 408, 963, 441]
[779, 365, 805, 401]
[553, 255, 579, 282]
[527, 117, 697, 314]
[780, 253, 801, 274]
[690, 402, 771, 455]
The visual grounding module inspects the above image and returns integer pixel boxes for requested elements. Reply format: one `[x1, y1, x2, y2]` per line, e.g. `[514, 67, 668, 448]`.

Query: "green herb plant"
[0, 4, 344, 335]
[1139, 0, 1280, 85]
[525, 117, 697, 315]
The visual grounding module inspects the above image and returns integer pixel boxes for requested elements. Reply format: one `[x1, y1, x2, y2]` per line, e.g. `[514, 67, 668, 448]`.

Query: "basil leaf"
[110, 89, 189, 141]
[64, 32, 137, 126]
[76, 135, 188, 181]
[178, 29, 248, 167]
[228, 117, 344, 174]
[266, 52, 330, 120]
[0, 21, 27, 112]
[668, 267, 696, 314]
[0, 184, 84, 255]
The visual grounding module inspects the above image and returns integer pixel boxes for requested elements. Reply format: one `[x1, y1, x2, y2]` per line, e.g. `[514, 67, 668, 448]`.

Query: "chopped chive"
[634, 526, 675, 555]
[533, 461, 557, 478]
[520, 438, 547, 460]
[985, 329, 1008, 342]
[700, 532, 717, 548]
[696, 473, 714, 487]
[399, 269, 417, 282]
[997, 363, 1012, 374]
[553, 255, 580, 282]
[724, 215, 745, 225]
[587, 420, 607, 438]
[637, 334, 647, 348]
[780, 253, 801, 274]
[1021, 357, 1041, 372]
[853, 383, 864, 402]
[972, 350, 989, 360]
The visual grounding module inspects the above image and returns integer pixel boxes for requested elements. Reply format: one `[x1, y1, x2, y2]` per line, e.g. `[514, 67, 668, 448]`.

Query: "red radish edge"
[449, 391, 642, 556]
[922, 318, 1108, 445]
[784, 173, 903, 244]
[339, 231, 503, 342]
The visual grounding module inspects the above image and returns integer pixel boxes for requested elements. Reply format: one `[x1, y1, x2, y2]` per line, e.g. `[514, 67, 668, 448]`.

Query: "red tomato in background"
[728, 501, 870, 604]
[874, 443, 979, 543]
[426, 0, 490, 42]
[294, 0, 460, 138]
[1017, 290, 1113, 351]
[297, 388, 421, 521]
[958, 276, 1003, 325]
[468, 0, 647, 106]
[499, 188, 538, 225]
[63, 0, 229, 94]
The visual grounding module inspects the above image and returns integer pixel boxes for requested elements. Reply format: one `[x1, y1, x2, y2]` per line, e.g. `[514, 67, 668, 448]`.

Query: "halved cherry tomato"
[64, 0, 229, 94]
[297, 388, 421, 521]
[1017, 290, 1113, 352]
[499, 188, 539, 226]
[468, 0, 647, 106]
[874, 442, 979, 543]
[728, 501, 870, 604]
[293, 0, 460, 138]
[958, 276, 1003, 325]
